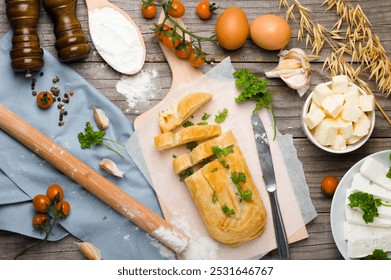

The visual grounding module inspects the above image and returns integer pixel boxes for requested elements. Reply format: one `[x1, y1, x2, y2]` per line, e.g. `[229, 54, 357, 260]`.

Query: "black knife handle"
[269, 191, 290, 259]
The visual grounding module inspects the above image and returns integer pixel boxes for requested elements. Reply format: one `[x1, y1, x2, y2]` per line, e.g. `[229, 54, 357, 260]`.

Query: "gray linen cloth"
[0, 31, 165, 259]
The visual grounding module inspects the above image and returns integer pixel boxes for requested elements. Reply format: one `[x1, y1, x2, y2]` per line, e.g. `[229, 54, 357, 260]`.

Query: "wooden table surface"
[0, 0, 390, 260]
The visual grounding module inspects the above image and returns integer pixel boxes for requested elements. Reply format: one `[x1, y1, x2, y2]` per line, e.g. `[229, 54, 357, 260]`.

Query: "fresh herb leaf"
[183, 121, 194, 127]
[211, 146, 233, 159]
[179, 168, 194, 182]
[387, 167, 391, 179]
[219, 160, 229, 169]
[214, 108, 228, 123]
[186, 141, 198, 150]
[197, 121, 208, 125]
[212, 193, 218, 204]
[231, 171, 252, 202]
[211, 168, 218, 172]
[348, 191, 391, 223]
[362, 249, 391, 260]
[202, 113, 211, 121]
[221, 204, 235, 216]
[233, 68, 276, 139]
[78, 123, 124, 158]
[173, 154, 177, 158]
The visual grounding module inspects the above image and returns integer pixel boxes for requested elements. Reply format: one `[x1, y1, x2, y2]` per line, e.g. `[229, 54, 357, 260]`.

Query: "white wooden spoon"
[85, 0, 146, 75]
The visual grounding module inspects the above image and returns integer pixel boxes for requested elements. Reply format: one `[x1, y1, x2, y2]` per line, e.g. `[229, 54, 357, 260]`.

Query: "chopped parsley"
[212, 193, 218, 204]
[173, 154, 177, 158]
[211, 167, 218, 172]
[197, 121, 208, 125]
[222, 204, 235, 216]
[182, 121, 194, 127]
[186, 141, 198, 150]
[214, 108, 228, 123]
[387, 153, 391, 179]
[231, 171, 253, 202]
[179, 168, 194, 182]
[211, 146, 233, 158]
[362, 249, 391, 260]
[202, 113, 211, 121]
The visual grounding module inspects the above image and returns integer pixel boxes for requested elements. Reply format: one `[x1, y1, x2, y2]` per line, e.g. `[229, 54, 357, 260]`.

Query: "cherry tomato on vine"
[189, 50, 206, 67]
[56, 200, 71, 217]
[168, 0, 185, 18]
[163, 33, 181, 48]
[33, 194, 51, 213]
[32, 213, 49, 229]
[154, 24, 171, 41]
[46, 184, 64, 202]
[141, 2, 156, 19]
[175, 40, 193, 59]
[36, 91, 54, 109]
[196, 1, 219, 20]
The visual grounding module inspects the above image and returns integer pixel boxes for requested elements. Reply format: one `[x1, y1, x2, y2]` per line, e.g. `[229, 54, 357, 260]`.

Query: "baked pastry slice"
[184, 145, 267, 246]
[158, 92, 212, 133]
[154, 124, 221, 151]
[172, 130, 237, 174]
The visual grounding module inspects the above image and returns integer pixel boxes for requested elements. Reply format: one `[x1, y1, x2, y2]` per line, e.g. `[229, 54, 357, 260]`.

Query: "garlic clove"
[75, 242, 102, 260]
[93, 107, 110, 130]
[99, 158, 125, 178]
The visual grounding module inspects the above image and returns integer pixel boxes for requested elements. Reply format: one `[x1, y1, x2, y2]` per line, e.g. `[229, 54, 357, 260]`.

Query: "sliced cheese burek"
[184, 145, 267, 246]
[158, 92, 212, 133]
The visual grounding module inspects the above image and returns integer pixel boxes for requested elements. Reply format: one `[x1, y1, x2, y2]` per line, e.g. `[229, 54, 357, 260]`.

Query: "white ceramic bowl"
[301, 81, 375, 154]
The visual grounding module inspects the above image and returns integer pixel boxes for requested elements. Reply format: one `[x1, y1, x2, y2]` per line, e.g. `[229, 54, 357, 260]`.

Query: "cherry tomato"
[196, 1, 219, 20]
[46, 184, 64, 202]
[141, 2, 156, 19]
[33, 194, 51, 213]
[32, 213, 49, 229]
[154, 24, 171, 41]
[168, 0, 185, 18]
[189, 50, 206, 67]
[321, 175, 339, 197]
[175, 41, 193, 59]
[163, 33, 181, 49]
[36, 91, 54, 109]
[56, 200, 71, 217]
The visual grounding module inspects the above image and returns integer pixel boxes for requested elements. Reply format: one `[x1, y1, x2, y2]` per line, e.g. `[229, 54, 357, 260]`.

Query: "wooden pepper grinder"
[42, 0, 90, 62]
[5, 0, 44, 74]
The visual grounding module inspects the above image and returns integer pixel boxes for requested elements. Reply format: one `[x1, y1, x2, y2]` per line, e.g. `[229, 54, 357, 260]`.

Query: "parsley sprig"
[222, 203, 235, 216]
[233, 68, 276, 139]
[362, 249, 391, 260]
[231, 171, 253, 202]
[348, 191, 391, 223]
[78, 122, 125, 158]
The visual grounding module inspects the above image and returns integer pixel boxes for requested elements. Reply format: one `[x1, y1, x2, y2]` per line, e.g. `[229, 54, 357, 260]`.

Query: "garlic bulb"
[93, 107, 109, 130]
[99, 158, 125, 178]
[75, 242, 102, 260]
[265, 48, 312, 97]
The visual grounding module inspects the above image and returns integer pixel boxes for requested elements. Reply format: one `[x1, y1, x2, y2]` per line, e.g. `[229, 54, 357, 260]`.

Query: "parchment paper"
[127, 57, 317, 259]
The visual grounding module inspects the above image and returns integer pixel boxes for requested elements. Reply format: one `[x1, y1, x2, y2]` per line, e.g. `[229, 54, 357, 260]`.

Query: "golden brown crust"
[158, 92, 212, 133]
[184, 145, 267, 246]
[154, 124, 221, 151]
[172, 130, 237, 174]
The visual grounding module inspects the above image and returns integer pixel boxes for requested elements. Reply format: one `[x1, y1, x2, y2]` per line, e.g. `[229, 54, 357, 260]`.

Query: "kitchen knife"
[251, 113, 290, 259]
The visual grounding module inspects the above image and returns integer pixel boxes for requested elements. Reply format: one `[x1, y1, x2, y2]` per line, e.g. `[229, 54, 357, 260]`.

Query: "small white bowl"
[301, 81, 375, 154]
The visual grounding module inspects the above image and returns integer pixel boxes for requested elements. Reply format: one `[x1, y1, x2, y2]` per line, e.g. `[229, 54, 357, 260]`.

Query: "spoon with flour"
[85, 0, 146, 75]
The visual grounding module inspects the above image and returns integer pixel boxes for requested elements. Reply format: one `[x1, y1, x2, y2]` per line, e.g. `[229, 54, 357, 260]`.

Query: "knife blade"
[251, 113, 290, 259]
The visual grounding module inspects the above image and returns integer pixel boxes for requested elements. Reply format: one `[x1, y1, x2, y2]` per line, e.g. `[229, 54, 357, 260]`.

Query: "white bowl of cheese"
[302, 75, 375, 154]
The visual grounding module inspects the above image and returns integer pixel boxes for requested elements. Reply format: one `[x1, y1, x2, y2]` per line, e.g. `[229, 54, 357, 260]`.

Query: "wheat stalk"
[280, 0, 391, 125]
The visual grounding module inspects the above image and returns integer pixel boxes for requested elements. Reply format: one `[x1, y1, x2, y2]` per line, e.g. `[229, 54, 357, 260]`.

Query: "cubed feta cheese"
[332, 135, 347, 150]
[322, 95, 343, 118]
[304, 108, 326, 129]
[359, 94, 375, 112]
[341, 104, 363, 122]
[336, 118, 353, 139]
[332, 75, 349, 93]
[313, 118, 339, 146]
[333, 94, 345, 106]
[344, 93, 359, 107]
[346, 135, 362, 144]
[312, 83, 333, 105]
[309, 100, 321, 112]
[351, 172, 371, 189]
[360, 157, 391, 191]
[353, 116, 371, 137]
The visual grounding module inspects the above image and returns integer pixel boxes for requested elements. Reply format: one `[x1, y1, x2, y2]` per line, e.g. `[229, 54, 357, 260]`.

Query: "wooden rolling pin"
[0, 104, 189, 254]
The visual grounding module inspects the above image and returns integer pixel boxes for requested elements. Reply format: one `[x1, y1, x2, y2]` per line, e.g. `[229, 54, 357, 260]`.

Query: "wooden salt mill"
[5, 0, 44, 73]
[42, 0, 90, 62]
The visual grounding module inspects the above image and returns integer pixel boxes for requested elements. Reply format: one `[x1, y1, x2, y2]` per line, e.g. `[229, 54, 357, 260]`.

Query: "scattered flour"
[88, 7, 145, 74]
[116, 69, 158, 108]
[183, 236, 218, 260]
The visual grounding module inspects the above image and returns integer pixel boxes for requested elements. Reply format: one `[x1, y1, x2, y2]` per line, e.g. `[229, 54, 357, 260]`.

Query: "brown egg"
[216, 7, 249, 50]
[250, 14, 291, 51]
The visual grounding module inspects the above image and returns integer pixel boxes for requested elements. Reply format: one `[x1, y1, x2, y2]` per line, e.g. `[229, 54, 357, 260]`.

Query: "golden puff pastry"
[172, 130, 237, 174]
[158, 92, 212, 133]
[154, 124, 221, 151]
[184, 145, 267, 246]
